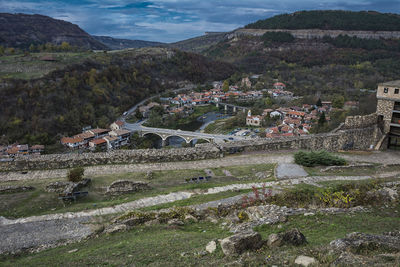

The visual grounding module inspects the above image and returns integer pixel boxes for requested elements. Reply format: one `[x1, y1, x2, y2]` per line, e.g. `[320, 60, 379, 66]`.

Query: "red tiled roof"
[90, 138, 107, 145]
[61, 137, 83, 144]
[115, 120, 124, 126]
[90, 128, 110, 134]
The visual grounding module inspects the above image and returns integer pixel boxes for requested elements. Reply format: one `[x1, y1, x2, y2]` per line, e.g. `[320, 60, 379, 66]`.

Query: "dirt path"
[0, 153, 293, 182]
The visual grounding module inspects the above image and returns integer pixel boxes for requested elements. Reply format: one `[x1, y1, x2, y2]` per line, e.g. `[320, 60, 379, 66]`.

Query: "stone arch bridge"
[124, 123, 246, 146]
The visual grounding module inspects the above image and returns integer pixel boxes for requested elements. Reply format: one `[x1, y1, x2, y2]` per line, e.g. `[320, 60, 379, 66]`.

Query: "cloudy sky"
[1, 0, 399, 43]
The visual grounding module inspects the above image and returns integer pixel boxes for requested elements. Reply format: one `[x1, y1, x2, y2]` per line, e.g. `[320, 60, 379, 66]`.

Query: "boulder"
[106, 180, 150, 195]
[294, 255, 317, 266]
[206, 241, 217, 253]
[220, 231, 263, 256]
[267, 233, 283, 248]
[184, 214, 198, 223]
[167, 219, 184, 226]
[282, 228, 307, 246]
[330, 232, 400, 253]
[104, 224, 127, 234]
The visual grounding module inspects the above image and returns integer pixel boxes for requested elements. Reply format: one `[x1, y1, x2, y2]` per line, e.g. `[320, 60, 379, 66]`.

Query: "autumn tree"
[222, 80, 229, 92]
[332, 95, 345, 109]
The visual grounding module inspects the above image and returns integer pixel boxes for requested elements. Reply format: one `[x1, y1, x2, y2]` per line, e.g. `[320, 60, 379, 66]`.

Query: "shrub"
[294, 150, 346, 167]
[67, 167, 85, 182]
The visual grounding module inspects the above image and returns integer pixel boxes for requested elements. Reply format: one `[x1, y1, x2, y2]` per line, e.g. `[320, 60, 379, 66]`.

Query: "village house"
[246, 115, 263, 127]
[273, 82, 286, 90]
[104, 136, 119, 150]
[287, 111, 306, 119]
[89, 138, 107, 150]
[61, 137, 85, 149]
[246, 110, 263, 127]
[88, 128, 110, 138]
[109, 129, 131, 147]
[110, 120, 124, 131]
[30, 145, 45, 154]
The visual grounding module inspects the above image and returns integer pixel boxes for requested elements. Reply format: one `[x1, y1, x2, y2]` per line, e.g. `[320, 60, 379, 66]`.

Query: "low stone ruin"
[106, 180, 150, 195]
[45, 178, 91, 194]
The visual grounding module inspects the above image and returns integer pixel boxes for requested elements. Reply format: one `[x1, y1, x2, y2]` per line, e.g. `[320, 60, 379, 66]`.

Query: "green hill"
[245, 10, 400, 31]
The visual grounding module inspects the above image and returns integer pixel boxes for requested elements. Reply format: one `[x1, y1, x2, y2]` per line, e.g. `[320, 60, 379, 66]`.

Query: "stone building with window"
[376, 80, 400, 149]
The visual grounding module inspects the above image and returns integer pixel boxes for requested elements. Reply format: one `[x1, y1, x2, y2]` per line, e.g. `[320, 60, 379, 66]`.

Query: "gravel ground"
[0, 217, 93, 254]
[275, 163, 308, 180]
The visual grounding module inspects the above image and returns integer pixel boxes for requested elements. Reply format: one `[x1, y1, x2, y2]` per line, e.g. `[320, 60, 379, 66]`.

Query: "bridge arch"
[141, 132, 166, 141]
[187, 137, 211, 144]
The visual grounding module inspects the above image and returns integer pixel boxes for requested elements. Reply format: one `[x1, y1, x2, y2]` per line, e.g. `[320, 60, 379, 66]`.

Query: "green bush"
[294, 151, 346, 167]
[67, 167, 85, 182]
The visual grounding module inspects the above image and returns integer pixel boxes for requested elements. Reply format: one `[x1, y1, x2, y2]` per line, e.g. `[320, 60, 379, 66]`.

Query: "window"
[395, 88, 400, 94]
[384, 88, 389, 93]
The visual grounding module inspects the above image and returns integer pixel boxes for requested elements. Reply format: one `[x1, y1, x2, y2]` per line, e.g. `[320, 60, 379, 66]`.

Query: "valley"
[0, 9, 400, 267]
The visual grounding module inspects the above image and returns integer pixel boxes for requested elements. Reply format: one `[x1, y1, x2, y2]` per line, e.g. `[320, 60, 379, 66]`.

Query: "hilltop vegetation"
[0, 48, 236, 145]
[246, 10, 400, 31]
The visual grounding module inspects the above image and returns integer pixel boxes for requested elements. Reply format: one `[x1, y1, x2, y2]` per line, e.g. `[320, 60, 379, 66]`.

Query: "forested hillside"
[203, 11, 400, 98]
[0, 13, 107, 50]
[0, 48, 236, 145]
[245, 10, 400, 31]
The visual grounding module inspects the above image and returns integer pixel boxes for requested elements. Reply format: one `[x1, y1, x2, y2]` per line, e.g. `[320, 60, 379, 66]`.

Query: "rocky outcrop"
[266, 228, 307, 248]
[330, 232, 400, 265]
[330, 232, 400, 253]
[106, 180, 150, 195]
[294, 255, 318, 266]
[220, 231, 263, 256]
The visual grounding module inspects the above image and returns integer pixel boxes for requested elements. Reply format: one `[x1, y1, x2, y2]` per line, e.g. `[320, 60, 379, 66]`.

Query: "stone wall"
[377, 99, 394, 133]
[0, 119, 381, 172]
[234, 29, 400, 40]
[343, 113, 378, 129]
[0, 144, 222, 172]
[219, 126, 380, 153]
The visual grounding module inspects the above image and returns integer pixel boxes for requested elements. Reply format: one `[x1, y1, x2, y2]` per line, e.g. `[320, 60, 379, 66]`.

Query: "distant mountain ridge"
[92, 36, 165, 50]
[0, 13, 108, 50]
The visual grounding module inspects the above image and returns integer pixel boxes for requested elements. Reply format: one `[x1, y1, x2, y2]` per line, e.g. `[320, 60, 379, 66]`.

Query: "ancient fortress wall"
[342, 113, 378, 129]
[0, 114, 380, 172]
[234, 29, 400, 40]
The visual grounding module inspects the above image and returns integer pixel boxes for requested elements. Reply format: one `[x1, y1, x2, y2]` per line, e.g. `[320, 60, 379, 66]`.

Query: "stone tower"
[376, 80, 400, 148]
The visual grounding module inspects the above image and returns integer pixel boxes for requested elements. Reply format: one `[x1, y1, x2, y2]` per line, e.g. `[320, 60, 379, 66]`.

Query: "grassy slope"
[2, 205, 399, 266]
[0, 163, 275, 218]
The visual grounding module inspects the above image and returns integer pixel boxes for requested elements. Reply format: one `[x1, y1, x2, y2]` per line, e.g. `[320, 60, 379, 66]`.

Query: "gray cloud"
[0, 0, 399, 42]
